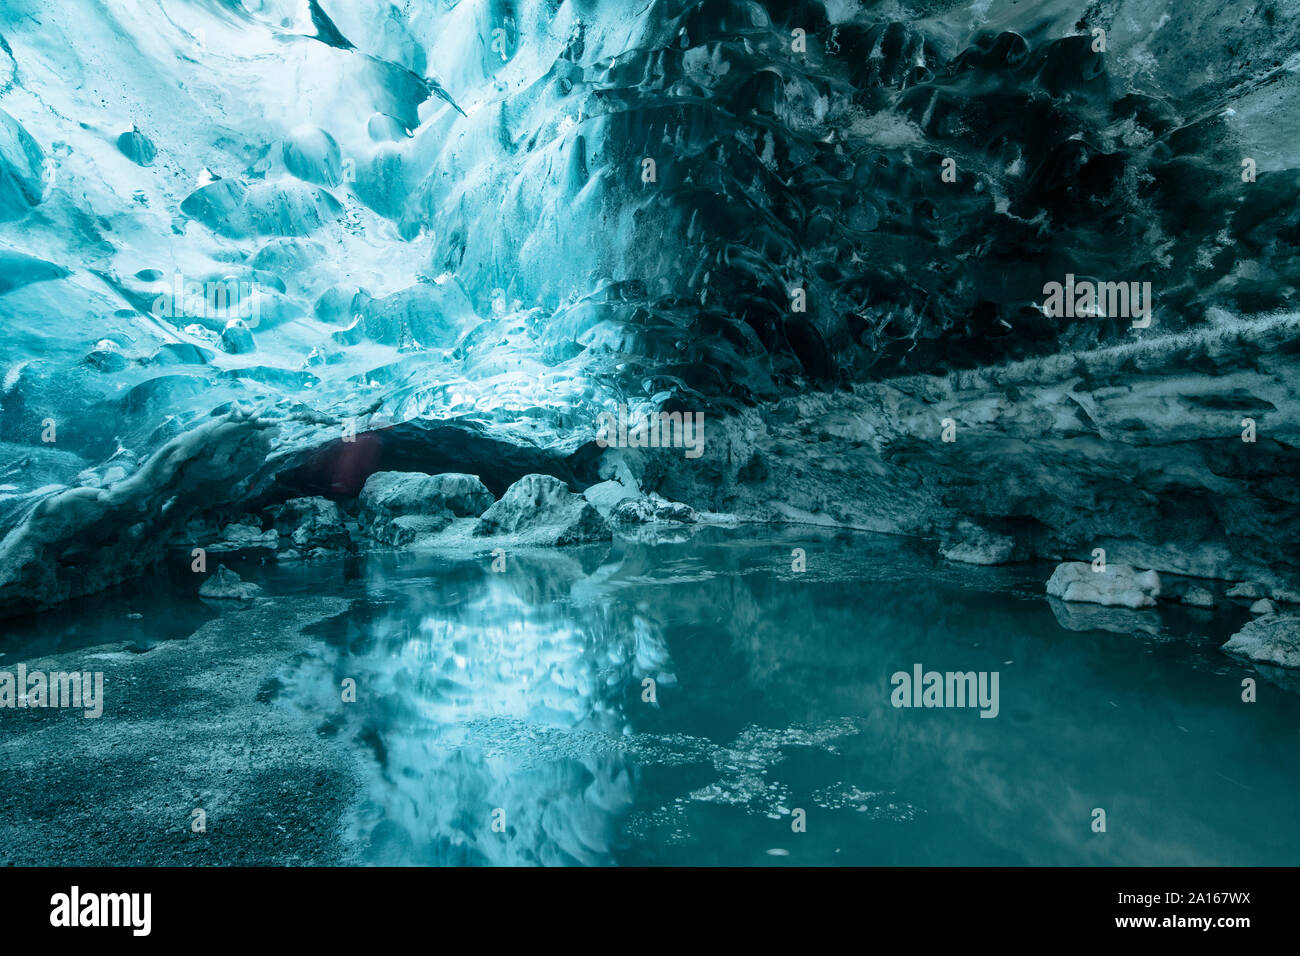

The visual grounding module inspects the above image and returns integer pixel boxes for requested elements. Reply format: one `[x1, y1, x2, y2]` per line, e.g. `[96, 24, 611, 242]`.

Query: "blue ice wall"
[1, 0, 1299, 611]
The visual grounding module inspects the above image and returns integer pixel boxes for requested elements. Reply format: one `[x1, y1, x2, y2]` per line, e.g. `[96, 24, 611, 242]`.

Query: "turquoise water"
[254, 529, 1300, 867]
[3, 528, 1294, 865]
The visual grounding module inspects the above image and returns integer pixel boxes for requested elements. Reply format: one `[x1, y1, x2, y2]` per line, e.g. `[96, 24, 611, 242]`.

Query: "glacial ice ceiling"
[1, 0, 1300, 613]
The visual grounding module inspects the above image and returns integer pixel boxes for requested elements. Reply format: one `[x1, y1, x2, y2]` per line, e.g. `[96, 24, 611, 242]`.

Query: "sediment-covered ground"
[0, 596, 363, 865]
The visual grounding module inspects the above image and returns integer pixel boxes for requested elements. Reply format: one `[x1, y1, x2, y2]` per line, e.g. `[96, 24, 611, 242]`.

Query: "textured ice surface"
[1, 0, 1299, 610]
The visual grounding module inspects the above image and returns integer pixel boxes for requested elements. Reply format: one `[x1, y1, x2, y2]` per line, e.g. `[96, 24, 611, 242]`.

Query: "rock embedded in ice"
[270, 496, 350, 553]
[1227, 582, 1262, 599]
[374, 515, 447, 547]
[610, 493, 698, 525]
[1250, 598, 1277, 615]
[581, 480, 639, 518]
[1269, 586, 1300, 605]
[361, 471, 494, 518]
[1181, 586, 1216, 608]
[362, 511, 444, 547]
[939, 521, 1017, 566]
[1046, 562, 1161, 609]
[1222, 615, 1300, 669]
[359, 471, 494, 545]
[209, 515, 278, 552]
[476, 474, 611, 546]
[198, 565, 262, 601]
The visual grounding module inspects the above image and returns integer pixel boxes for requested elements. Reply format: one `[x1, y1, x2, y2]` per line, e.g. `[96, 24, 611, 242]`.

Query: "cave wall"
[0, 0, 1298, 612]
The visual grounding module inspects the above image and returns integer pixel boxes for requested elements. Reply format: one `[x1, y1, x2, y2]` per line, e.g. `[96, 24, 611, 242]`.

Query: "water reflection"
[278, 554, 672, 865]
[266, 530, 1300, 866]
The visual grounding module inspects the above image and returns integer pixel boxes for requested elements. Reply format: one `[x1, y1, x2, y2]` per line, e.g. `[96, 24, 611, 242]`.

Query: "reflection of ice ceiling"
[2, 0, 1300, 613]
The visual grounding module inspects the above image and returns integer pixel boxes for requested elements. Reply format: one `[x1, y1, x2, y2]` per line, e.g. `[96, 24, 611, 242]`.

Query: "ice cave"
[0, 0, 1299, 871]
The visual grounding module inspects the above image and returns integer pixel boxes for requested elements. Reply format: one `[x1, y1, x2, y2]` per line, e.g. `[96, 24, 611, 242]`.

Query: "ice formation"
[1, 0, 1299, 612]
